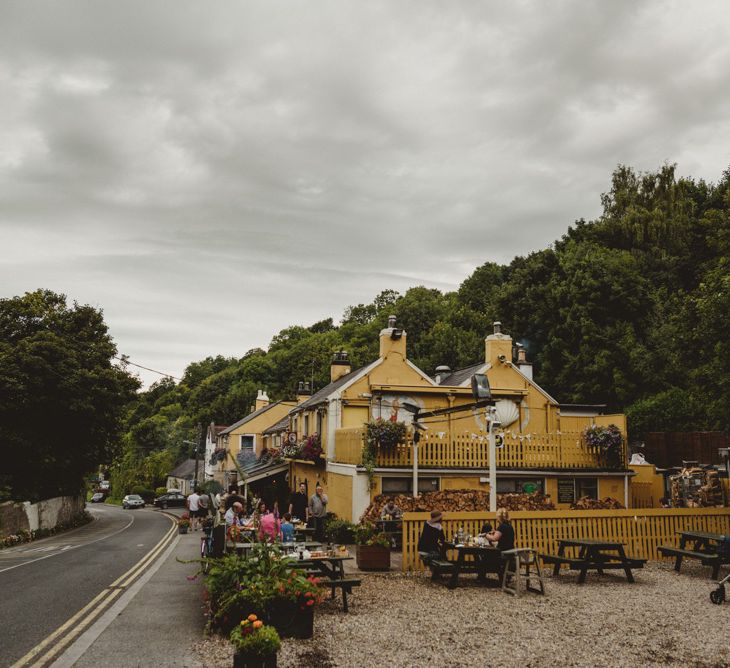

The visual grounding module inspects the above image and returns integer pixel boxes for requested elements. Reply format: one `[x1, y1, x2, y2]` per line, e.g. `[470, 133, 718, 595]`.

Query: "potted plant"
[300, 433, 323, 462]
[206, 544, 324, 638]
[230, 614, 280, 668]
[178, 514, 191, 534]
[354, 523, 391, 571]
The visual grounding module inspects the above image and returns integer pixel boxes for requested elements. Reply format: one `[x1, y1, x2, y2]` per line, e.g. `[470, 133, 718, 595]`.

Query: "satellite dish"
[471, 374, 491, 400]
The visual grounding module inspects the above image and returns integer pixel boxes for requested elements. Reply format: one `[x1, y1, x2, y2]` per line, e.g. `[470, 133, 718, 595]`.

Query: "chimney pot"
[388, 315, 397, 328]
[493, 321, 502, 335]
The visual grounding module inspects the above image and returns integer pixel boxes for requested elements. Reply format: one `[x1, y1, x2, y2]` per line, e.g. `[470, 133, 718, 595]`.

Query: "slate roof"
[290, 365, 366, 414]
[220, 401, 292, 435]
[235, 450, 287, 483]
[437, 362, 486, 387]
[168, 459, 197, 479]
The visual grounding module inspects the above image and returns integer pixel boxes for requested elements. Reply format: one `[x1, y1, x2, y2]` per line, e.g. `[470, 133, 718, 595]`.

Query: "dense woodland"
[113, 163, 730, 494]
[3, 163, 728, 500]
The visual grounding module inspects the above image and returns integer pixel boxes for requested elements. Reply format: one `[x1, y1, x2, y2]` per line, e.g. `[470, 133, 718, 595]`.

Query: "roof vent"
[434, 365, 451, 384]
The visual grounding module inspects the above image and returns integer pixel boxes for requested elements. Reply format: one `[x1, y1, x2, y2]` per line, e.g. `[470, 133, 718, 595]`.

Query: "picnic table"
[658, 530, 730, 579]
[428, 542, 502, 589]
[541, 539, 646, 584]
[293, 554, 361, 612]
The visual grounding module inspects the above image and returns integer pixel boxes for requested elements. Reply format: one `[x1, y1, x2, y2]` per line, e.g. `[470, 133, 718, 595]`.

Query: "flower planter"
[265, 598, 314, 639]
[356, 544, 391, 571]
[233, 650, 277, 668]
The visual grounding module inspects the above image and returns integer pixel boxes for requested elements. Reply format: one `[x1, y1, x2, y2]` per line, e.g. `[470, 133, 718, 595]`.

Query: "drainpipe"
[624, 475, 629, 508]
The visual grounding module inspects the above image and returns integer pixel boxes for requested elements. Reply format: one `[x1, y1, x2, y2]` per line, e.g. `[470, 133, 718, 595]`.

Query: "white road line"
[0, 513, 135, 574]
[49, 534, 184, 668]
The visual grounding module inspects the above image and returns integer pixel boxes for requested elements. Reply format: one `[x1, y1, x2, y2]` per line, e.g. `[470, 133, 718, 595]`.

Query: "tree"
[0, 290, 139, 502]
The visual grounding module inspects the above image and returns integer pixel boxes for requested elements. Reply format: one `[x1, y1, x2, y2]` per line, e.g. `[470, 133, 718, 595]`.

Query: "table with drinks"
[431, 527, 501, 589]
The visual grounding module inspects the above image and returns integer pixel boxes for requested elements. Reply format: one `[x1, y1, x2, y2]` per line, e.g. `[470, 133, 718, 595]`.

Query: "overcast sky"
[2, 1, 729, 387]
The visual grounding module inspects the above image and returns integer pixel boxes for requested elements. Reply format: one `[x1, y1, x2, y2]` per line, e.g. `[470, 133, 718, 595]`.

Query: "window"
[496, 478, 545, 494]
[316, 411, 323, 436]
[576, 478, 598, 500]
[303, 415, 309, 437]
[240, 435, 254, 451]
[382, 477, 439, 494]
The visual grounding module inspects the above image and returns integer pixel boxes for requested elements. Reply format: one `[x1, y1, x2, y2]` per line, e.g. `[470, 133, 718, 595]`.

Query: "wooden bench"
[427, 559, 455, 580]
[658, 545, 721, 579]
[323, 578, 361, 613]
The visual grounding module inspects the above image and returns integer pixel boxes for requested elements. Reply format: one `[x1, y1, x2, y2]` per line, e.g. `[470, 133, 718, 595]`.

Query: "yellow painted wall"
[629, 464, 666, 508]
[326, 472, 354, 521]
[225, 402, 296, 458]
[440, 476, 490, 492]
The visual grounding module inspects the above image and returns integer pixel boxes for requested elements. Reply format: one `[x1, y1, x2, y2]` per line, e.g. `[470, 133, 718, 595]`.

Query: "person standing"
[198, 489, 210, 526]
[289, 482, 309, 523]
[309, 484, 328, 542]
[186, 488, 201, 531]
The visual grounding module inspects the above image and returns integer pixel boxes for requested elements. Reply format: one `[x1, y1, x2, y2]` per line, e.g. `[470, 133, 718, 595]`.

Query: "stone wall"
[0, 495, 86, 538]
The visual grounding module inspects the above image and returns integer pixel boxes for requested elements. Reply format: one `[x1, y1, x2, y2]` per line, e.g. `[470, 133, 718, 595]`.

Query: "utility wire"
[113, 356, 182, 382]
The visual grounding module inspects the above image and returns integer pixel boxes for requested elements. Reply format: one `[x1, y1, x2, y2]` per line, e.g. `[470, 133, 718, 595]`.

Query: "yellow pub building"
[283, 319, 645, 522]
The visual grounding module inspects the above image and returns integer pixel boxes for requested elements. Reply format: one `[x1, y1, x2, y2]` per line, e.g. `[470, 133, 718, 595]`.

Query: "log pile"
[670, 467, 725, 507]
[570, 496, 625, 510]
[360, 489, 555, 522]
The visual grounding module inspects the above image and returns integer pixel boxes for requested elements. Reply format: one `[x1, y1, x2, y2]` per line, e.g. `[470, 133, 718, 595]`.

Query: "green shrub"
[325, 518, 357, 543]
[155, 486, 168, 497]
[230, 619, 281, 655]
[131, 486, 155, 502]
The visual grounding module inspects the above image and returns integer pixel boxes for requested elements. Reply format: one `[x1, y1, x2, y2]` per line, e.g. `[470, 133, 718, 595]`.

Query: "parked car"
[122, 494, 145, 509]
[153, 492, 187, 509]
[90, 492, 105, 503]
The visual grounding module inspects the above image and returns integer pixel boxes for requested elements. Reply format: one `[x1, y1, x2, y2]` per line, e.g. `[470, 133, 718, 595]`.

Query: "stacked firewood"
[360, 489, 555, 522]
[570, 496, 625, 510]
[670, 467, 725, 507]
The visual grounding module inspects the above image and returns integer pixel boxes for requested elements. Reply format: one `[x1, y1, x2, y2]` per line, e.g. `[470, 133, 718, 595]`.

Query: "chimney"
[255, 389, 270, 412]
[434, 365, 451, 385]
[330, 350, 351, 382]
[296, 380, 312, 404]
[485, 320, 513, 366]
[379, 315, 407, 359]
[515, 343, 533, 380]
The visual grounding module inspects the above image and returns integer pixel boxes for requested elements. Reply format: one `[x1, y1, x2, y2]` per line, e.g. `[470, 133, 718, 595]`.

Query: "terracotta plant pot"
[233, 650, 277, 668]
[356, 544, 391, 571]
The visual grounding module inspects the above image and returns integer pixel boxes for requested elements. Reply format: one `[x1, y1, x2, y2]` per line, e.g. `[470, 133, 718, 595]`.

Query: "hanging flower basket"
[365, 419, 407, 452]
[582, 424, 624, 468]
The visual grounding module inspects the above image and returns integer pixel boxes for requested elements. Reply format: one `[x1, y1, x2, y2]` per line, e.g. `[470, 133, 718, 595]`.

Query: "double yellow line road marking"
[11, 515, 178, 668]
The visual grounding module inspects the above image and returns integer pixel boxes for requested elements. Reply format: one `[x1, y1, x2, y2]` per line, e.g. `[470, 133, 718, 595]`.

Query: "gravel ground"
[192, 561, 730, 668]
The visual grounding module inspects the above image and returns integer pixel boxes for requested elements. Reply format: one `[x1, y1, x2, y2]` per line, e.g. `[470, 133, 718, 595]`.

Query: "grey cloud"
[2, 0, 730, 386]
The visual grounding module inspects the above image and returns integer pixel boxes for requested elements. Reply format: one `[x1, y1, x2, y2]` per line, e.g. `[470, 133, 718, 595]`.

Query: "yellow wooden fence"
[334, 427, 624, 469]
[401, 508, 730, 571]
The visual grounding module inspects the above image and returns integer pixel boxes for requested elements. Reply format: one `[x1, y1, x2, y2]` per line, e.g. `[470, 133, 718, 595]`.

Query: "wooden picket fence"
[401, 508, 730, 571]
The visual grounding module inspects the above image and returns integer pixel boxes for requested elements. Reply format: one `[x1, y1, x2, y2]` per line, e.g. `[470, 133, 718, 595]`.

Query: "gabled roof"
[220, 401, 292, 435]
[263, 416, 290, 435]
[438, 362, 486, 387]
[168, 459, 197, 478]
[290, 365, 367, 414]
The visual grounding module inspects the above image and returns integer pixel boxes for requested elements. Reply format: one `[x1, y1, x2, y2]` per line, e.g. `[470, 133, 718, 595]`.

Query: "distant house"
[204, 422, 230, 480]
[213, 391, 297, 490]
[166, 459, 200, 496]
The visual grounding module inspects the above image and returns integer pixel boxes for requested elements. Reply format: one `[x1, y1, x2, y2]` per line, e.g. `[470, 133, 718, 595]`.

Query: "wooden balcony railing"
[334, 427, 626, 470]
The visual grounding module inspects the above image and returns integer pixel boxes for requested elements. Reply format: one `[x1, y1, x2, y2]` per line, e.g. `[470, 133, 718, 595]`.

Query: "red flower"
[306, 599, 314, 606]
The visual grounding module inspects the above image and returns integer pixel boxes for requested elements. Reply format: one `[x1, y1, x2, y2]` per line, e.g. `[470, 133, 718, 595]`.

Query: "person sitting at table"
[480, 521, 493, 534]
[485, 508, 515, 552]
[224, 501, 244, 526]
[280, 512, 295, 543]
[258, 508, 281, 543]
[380, 498, 403, 521]
[417, 510, 446, 566]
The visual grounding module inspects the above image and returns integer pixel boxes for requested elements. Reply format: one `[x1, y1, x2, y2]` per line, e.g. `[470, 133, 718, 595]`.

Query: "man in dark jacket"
[418, 510, 446, 566]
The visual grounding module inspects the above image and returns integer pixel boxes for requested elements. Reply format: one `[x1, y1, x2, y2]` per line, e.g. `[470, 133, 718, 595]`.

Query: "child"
[280, 512, 295, 543]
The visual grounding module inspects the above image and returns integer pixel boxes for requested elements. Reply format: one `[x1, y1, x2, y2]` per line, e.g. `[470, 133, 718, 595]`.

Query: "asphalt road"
[0, 504, 176, 668]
